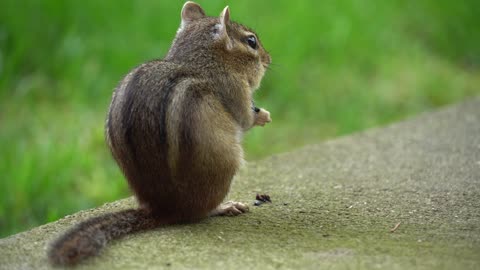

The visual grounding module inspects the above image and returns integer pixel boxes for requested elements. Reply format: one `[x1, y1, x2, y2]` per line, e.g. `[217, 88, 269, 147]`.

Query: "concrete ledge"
[1, 98, 480, 269]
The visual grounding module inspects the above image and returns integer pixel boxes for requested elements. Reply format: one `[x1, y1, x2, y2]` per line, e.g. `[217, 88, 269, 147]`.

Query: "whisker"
[264, 63, 281, 73]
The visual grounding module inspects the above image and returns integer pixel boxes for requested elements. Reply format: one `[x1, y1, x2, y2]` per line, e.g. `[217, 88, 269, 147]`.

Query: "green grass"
[1, 0, 479, 237]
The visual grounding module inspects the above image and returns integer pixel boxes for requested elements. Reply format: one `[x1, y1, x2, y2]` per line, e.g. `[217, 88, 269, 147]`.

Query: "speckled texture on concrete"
[1, 98, 480, 270]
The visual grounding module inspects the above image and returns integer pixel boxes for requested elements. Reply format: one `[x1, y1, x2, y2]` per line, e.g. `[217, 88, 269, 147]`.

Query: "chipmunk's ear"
[181, 2, 205, 27]
[220, 6, 230, 27]
[217, 6, 232, 49]
[219, 6, 230, 35]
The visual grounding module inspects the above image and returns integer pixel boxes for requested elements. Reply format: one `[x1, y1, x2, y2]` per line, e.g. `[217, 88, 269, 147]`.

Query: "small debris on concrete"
[253, 193, 272, 206]
[390, 222, 401, 233]
[256, 193, 271, 203]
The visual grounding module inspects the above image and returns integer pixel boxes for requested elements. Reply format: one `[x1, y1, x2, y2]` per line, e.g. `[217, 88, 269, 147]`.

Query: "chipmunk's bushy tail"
[48, 208, 160, 266]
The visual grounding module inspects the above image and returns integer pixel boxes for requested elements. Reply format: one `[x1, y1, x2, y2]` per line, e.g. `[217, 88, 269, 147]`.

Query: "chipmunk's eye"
[246, 35, 257, 49]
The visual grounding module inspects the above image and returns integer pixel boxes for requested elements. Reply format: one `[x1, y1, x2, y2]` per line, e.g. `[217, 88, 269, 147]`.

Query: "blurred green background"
[1, 0, 479, 237]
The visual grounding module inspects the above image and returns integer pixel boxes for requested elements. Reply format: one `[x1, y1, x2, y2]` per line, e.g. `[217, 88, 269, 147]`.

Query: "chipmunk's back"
[106, 60, 242, 220]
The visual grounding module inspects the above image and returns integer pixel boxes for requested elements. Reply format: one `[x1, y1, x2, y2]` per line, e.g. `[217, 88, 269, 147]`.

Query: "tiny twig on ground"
[390, 222, 401, 233]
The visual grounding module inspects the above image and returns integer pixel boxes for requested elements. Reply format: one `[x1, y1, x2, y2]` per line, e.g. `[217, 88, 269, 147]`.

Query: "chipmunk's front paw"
[254, 108, 272, 127]
[210, 201, 249, 217]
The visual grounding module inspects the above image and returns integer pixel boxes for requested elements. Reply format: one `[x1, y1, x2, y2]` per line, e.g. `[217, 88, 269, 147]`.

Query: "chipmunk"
[48, 1, 271, 266]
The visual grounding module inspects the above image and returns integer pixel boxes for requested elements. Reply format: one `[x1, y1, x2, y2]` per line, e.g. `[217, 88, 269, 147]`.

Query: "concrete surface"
[1, 98, 480, 269]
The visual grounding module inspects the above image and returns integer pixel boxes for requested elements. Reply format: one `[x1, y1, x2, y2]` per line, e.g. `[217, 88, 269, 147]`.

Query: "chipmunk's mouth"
[261, 54, 272, 69]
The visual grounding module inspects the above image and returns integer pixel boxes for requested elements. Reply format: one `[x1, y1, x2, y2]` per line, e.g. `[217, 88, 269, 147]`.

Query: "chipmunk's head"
[168, 2, 271, 90]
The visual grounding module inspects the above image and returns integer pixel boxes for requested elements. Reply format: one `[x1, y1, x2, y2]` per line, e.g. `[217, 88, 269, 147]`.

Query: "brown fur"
[48, 1, 271, 266]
